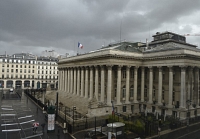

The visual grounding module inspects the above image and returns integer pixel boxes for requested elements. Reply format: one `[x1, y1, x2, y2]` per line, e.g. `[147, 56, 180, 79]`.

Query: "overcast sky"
[1, 0, 200, 57]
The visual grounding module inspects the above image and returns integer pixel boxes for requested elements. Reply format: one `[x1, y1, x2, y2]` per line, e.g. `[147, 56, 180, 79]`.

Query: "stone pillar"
[107, 65, 113, 105]
[67, 68, 70, 93]
[100, 66, 105, 102]
[65, 69, 68, 92]
[95, 66, 99, 101]
[194, 68, 199, 106]
[73, 68, 77, 95]
[22, 80, 24, 89]
[148, 67, 153, 103]
[60, 70, 62, 90]
[141, 67, 145, 102]
[58, 70, 61, 90]
[62, 70, 65, 91]
[70, 68, 73, 93]
[168, 66, 173, 107]
[180, 66, 186, 108]
[13, 80, 15, 89]
[89, 66, 94, 99]
[125, 66, 131, 104]
[188, 67, 193, 101]
[81, 67, 84, 97]
[117, 65, 122, 105]
[85, 67, 89, 98]
[158, 67, 162, 105]
[77, 67, 80, 96]
[134, 66, 138, 103]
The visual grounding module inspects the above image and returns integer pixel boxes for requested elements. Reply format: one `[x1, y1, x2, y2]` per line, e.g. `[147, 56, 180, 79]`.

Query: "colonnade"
[58, 65, 199, 108]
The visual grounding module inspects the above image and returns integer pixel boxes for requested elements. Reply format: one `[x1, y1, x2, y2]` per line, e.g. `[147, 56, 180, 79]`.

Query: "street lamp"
[73, 106, 76, 133]
[186, 99, 191, 126]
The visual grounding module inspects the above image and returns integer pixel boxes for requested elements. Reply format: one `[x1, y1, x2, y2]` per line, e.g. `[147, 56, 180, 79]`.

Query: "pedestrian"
[32, 122, 39, 134]
[41, 123, 45, 133]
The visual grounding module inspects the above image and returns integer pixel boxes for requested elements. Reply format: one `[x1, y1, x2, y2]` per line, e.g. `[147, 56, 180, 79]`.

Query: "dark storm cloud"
[0, 0, 200, 56]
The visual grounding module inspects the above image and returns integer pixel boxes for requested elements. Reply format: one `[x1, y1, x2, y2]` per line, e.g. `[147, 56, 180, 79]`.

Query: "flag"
[78, 42, 83, 49]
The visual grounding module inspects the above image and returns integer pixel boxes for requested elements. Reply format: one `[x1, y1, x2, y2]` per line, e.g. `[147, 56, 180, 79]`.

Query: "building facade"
[0, 53, 58, 90]
[58, 32, 200, 119]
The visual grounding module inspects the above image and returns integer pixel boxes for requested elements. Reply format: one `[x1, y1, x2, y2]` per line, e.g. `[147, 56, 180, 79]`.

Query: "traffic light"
[73, 106, 76, 111]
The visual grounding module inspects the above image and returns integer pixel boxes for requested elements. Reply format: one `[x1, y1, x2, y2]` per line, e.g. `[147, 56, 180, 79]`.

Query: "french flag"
[78, 42, 83, 49]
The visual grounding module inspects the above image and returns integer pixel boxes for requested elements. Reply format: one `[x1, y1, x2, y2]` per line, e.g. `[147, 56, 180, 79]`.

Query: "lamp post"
[186, 100, 191, 126]
[72, 106, 76, 133]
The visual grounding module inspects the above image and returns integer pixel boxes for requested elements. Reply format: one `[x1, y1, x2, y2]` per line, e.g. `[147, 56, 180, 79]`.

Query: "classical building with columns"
[57, 31, 200, 119]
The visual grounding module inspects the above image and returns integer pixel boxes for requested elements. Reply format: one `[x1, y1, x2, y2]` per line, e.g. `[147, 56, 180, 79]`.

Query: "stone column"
[60, 70, 62, 90]
[67, 68, 70, 93]
[22, 80, 24, 89]
[89, 66, 94, 99]
[107, 65, 113, 105]
[168, 66, 173, 107]
[158, 67, 162, 105]
[58, 70, 61, 90]
[148, 67, 153, 103]
[141, 67, 145, 102]
[70, 68, 74, 94]
[77, 67, 80, 96]
[188, 67, 193, 100]
[194, 68, 199, 106]
[100, 66, 105, 102]
[180, 66, 186, 108]
[73, 68, 77, 95]
[81, 67, 84, 97]
[125, 66, 131, 104]
[62, 70, 65, 91]
[134, 66, 138, 103]
[65, 69, 68, 92]
[95, 66, 99, 101]
[85, 67, 89, 98]
[117, 65, 122, 105]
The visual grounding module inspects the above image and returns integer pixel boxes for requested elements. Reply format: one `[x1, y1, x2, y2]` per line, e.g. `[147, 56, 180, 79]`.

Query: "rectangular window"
[122, 70, 126, 78]
[32, 70, 34, 73]
[7, 69, 9, 72]
[24, 69, 26, 73]
[16, 65, 18, 68]
[7, 64, 9, 67]
[2, 69, 4, 72]
[24, 75, 26, 79]
[20, 65, 22, 68]
[16, 69, 18, 73]
[122, 106, 126, 112]
[20, 69, 22, 73]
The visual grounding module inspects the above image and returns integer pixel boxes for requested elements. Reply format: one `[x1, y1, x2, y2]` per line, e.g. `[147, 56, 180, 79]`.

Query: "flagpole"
[77, 42, 79, 55]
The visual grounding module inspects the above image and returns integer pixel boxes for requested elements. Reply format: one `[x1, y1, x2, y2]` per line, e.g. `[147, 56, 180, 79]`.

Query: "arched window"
[122, 85, 126, 98]
[130, 85, 134, 97]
